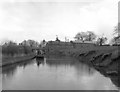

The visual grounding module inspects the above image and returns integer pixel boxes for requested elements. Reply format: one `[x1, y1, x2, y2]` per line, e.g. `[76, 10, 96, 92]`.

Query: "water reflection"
[36, 58, 45, 67]
[2, 59, 35, 78]
[46, 56, 95, 77]
[1, 56, 118, 90]
[2, 64, 17, 79]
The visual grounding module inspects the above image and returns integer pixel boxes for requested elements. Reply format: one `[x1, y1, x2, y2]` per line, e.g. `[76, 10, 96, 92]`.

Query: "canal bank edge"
[1, 54, 35, 67]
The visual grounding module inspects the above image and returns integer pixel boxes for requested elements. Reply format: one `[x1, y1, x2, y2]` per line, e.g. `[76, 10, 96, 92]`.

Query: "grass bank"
[45, 41, 118, 56]
[1, 54, 35, 67]
[45, 41, 120, 79]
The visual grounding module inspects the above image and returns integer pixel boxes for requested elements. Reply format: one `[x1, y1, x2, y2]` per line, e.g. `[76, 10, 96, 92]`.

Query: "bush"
[112, 44, 120, 46]
[102, 44, 110, 46]
[23, 46, 33, 54]
[2, 45, 33, 56]
[70, 41, 73, 43]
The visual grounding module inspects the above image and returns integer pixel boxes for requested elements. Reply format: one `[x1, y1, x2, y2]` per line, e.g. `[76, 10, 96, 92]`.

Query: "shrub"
[2, 45, 33, 56]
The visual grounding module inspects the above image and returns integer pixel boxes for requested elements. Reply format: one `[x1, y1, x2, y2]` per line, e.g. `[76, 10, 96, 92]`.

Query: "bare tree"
[96, 37, 107, 46]
[111, 23, 120, 44]
[113, 23, 120, 37]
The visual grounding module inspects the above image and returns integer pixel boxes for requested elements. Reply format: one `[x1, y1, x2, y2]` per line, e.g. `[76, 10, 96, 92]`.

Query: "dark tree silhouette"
[97, 37, 107, 46]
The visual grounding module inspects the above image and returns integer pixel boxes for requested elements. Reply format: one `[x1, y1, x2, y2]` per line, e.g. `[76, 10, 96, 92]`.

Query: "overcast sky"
[0, 0, 119, 43]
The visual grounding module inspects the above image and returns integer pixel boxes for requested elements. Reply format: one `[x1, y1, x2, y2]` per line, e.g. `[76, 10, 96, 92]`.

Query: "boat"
[35, 50, 44, 59]
[36, 54, 44, 59]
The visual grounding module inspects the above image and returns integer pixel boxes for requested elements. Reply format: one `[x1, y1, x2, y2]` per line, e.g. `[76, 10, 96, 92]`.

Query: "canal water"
[1, 56, 118, 90]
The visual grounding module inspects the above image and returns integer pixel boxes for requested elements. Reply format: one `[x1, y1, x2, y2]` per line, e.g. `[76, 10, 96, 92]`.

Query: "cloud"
[0, 0, 104, 3]
[0, 0, 119, 42]
[78, 0, 118, 40]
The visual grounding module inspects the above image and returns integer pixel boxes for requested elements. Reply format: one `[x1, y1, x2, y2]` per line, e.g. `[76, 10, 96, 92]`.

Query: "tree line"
[1, 24, 120, 47]
[1, 39, 47, 56]
[74, 24, 120, 46]
[74, 31, 107, 46]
